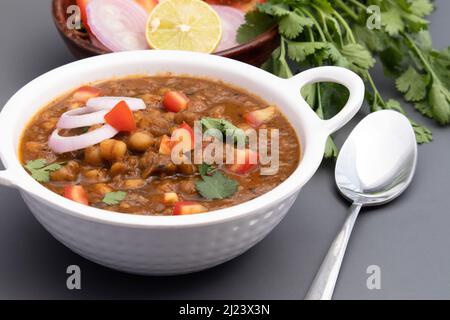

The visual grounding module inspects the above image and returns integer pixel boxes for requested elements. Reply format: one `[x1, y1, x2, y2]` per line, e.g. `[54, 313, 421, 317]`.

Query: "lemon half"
[146, 0, 222, 53]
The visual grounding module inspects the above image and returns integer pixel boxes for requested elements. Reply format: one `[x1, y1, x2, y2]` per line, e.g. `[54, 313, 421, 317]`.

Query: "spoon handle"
[304, 202, 362, 300]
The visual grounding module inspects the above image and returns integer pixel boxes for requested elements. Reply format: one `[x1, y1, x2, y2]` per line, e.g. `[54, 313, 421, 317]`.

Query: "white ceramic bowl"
[0, 51, 364, 275]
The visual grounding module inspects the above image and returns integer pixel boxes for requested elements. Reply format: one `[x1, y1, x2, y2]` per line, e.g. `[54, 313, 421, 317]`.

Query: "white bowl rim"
[0, 50, 364, 229]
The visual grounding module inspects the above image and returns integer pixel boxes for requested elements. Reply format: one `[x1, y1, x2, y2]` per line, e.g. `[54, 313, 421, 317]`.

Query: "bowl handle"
[285, 66, 365, 134]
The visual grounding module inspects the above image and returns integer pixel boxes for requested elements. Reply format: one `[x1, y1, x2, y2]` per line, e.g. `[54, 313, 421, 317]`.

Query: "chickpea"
[119, 202, 131, 209]
[50, 161, 80, 182]
[128, 132, 153, 152]
[84, 146, 103, 166]
[92, 183, 113, 195]
[177, 163, 196, 175]
[179, 180, 197, 194]
[83, 169, 108, 182]
[110, 162, 126, 176]
[122, 179, 146, 190]
[174, 111, 198, 126]
[100, 139, 127, 162]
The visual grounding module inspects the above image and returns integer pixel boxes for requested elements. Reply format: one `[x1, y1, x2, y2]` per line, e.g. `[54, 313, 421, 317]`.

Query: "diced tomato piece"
[227, 148, 259, 174]
[76, 0, 91, 31]
[243, 106, 276, 128]
[159, 123, 194, 155]
[104, 101, 136, 132]
[163, 91, 189, 113]
[173, 201, 207, 215]
[134, 0, 158, 12]
[171, 122, 195, 151]
[64, 185, 89, 205]
[72, 85, 101, 103]
[163, 192, 179, 204]
[159, 135, 174, 155]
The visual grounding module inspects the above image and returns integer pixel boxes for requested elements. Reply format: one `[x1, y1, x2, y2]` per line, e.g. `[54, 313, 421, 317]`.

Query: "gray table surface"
[0, 0, 449, 300]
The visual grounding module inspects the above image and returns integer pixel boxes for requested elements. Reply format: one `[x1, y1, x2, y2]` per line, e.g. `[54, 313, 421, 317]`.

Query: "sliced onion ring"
[86, 97, 147, 111]
[86, 0, 149, 52]
[57, 108, 109, 129]
[48, 124, 118, 154]
[212, 5, 245, 52]
[56, 97, 145, 129]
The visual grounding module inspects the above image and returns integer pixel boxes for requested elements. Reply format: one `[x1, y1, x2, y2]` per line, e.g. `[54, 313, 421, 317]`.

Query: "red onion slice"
[57, 108, 109, 129]
[212, 5, 245, 52]
[86, 97, 147, 111]
[48, 124, 118, 154]
[86, 0, 149, 52]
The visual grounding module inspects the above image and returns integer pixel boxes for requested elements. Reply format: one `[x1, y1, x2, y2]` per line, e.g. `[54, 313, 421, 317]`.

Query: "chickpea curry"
[20, 76, 301, 215]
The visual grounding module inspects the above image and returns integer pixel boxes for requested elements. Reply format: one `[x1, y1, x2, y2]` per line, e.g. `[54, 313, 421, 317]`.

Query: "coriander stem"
[402, 32, 439, 82]
[279, 37, 293, 77]
[307, 26, 315, 42]
[313, 6, 333, 41]
[348, 0, 367, 11]
[297, 7, 327, 42]
[280, 36, 287, 60]
[365, 71, 385, 107]
[335, 0, 359, 21]
[332, 10, 356, 43]
[329, 15, 345, 46]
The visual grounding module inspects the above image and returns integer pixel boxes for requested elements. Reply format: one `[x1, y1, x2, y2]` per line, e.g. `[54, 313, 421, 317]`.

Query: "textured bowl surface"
[24, 191, 298, 274]
[0, 51, 364, 274]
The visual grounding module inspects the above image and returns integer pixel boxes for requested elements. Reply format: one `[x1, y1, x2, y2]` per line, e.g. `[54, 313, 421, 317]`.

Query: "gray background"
[0, 0, 448, 300]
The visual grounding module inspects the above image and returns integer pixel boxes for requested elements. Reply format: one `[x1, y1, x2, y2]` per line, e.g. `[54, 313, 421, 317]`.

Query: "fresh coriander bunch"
[237, 0, 449, 157]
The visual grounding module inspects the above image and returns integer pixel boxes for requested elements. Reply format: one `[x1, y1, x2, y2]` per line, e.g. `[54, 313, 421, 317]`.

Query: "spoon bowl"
[305, 110, 417, 300]
[336, 110, 417, 205]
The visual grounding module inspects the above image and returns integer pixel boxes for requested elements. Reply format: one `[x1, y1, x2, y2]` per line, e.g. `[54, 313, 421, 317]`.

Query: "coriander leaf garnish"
[199, 163, 216, 177]
[24, 159, 47, 171]
[279, 12, 313, 39]
[408, 0, 434, 17]
[24, 159, 62, 183]
[200, 117, 246, 144]
[195, 171, 238, 200]
[287, 41, 327, 63]
[236, 11, 275, 44]
[396, 67, 429, 102]
[102, 191, 127, 205]
[324, 137, 338, 159]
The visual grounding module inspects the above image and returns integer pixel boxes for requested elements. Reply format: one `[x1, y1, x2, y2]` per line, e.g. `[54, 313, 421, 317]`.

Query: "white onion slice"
[56, 97, 145, 129]
[48, 124, 118, 154]
[57, 108, 109, 129]
[86, 97, 147, 111]
[86, 0, 149, 52]
[212, 5, 245, 52]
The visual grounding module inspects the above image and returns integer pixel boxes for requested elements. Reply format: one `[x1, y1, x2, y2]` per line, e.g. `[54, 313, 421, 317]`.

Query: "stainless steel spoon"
[305, 110, 417, 300]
